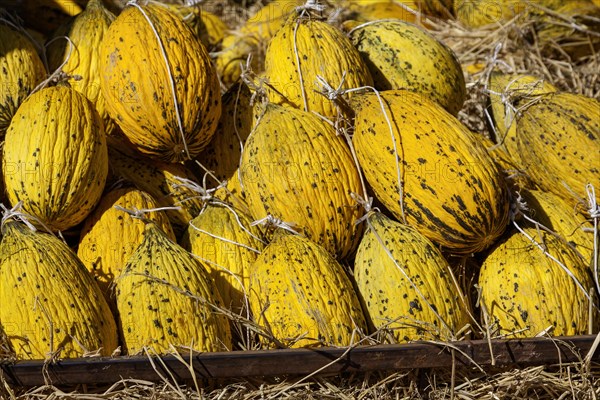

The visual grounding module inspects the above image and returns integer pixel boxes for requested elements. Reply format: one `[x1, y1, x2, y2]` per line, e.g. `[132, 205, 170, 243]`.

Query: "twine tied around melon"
[28, 36, 81, 95]
[583, 184, 599, 295]
[170, 175, 225, 207]
[126, 0, 191, 161]
[316, 74, 407, 224]
[113, 204, 182, 224]
[291, 0, 328, 113]
[0, 202, 57, 238]
[509, 191, 597, 308]
[364, 211, 465, 341]
[484, 78, 548, 149]
[173, 173, 266, 248]
[250, 214, 298, 235]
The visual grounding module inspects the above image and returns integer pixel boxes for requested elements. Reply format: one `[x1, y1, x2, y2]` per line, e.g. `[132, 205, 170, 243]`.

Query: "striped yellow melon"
[352, 89, 510, 254]
[116, 220, 232, 355]
[181, 202, 266, 313]
[0, 219, 118, 359]
[0, 23, 46, 140]
[47, 0, 116, 135]
[249, 231, 368, 348]
[100, 2, 221, 162]
[479, 227, 597, 337]
[487, 72, 557, 158]
[108, 146, 204, 238]
[77, 187, 176, 305]
[521, 189, 594, 265]
[349, 19, 466, 115]
[515, 92, 599, 204]
[264, 10, 373, 119]
[2, 85, 108, 231]
[240, 103, 364, 259]
[354, 212, 469, 342]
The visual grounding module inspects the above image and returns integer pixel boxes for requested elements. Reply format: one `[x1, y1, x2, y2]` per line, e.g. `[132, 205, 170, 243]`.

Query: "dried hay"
[2, 360, 599, 399]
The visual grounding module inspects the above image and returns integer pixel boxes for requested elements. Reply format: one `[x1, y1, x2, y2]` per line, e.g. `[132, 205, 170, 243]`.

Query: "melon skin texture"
[249, 232, 368, 348]
[240, 103, 364, 259]
[2, 85, 108, 232]
[479, 227, 598, 337]
[181, 202, 266, 314]
[354, 212, 469, 342]
[349, 19, 466, 116]
[77, 187, 176, 306]
[264, 12, 373, 119]
[515, 92, 600, 205]
[0, 220, 119, 360]
[352, 89, 510, 254]
[0, 23, 46, 140]
[115, 222, 233, 355]
[47, 0, 117, 135]
[100, 3, 221, 162]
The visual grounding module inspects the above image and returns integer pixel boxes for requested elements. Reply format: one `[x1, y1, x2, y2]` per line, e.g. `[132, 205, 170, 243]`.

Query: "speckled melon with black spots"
[479, 227, 597, 337]
[0, 219, 118, 360]
[354, 212, 469, 342]
[486, 72, 557, 159]
[264, 10, 373, 119]
[515, 92, 600, 204]
[2, 85, 108, 232]
[249, 231, 368, 348]
[100, 2, 221, 162]
[0, 23, 46, 140]
[520, 189, 594, 265]
[115, 221, 232, 355]
[239, 103, 363, 259]
[77, 187, 176, 306]
[349, 19, 466, 115]
[352, 89, 510, 254]
[47, 0, 116, 135]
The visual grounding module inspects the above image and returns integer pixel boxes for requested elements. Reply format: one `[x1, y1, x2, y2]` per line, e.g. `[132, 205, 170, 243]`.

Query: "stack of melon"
[0, 0, 597, 361]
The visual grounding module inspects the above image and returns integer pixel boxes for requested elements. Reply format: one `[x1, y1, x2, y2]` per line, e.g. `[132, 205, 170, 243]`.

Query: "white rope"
[188, 220, 262, 254]
[315, 75, 406, 223]
[113, 205, 182, 220]
[250, 214, 298, 234]
[0, 202, 61, 241]
[1, 202, 38, 233]
[510, 192, 596, 307]
[585, 184, 599, 295]
[30, 36, 77, 95]
[127, 1, 190, 160]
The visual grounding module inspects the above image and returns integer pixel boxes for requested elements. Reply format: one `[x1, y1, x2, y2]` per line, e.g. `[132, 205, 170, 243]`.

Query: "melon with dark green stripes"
[352, 89, 510, 254]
